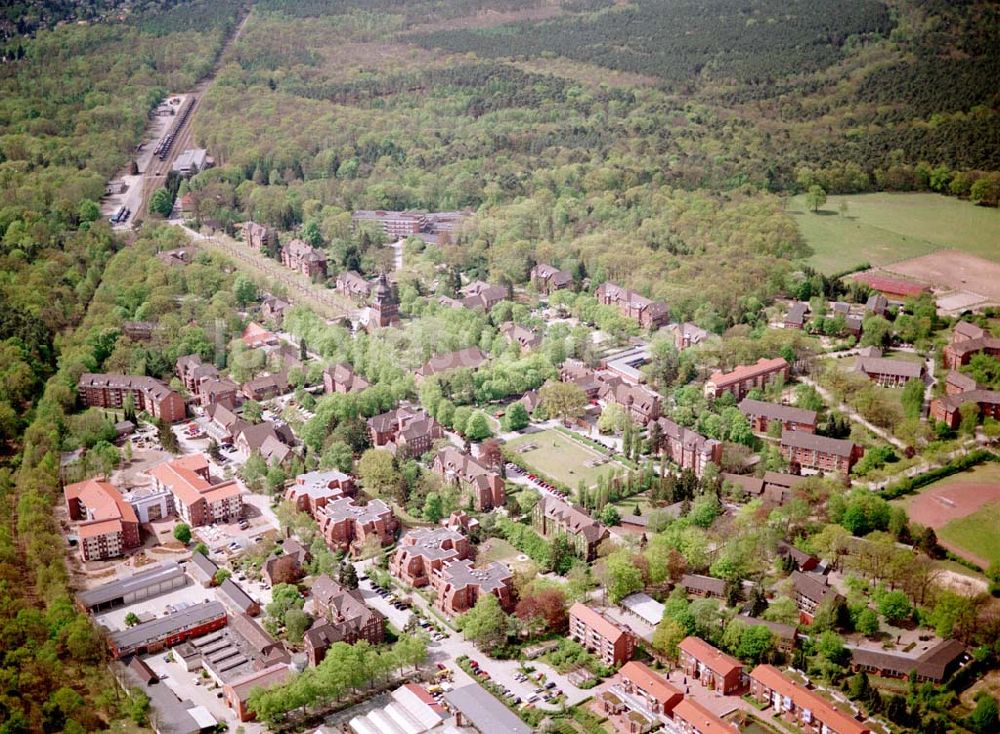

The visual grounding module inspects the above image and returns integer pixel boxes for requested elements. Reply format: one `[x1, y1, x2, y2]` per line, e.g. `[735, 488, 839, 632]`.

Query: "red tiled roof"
[853, 274, 927, 298]
[750, 665, 869, 734]
[619, 661, 682, 708]
[673, 698, 736, 734]
[678, 636, 742, 678]
[709, 357, 787, 388]
[569, 603, 628, 644]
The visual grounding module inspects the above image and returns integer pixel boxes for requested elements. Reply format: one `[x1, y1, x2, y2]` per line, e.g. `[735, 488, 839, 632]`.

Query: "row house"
[530, 263, 572, 294]
[561, 358, 603, 398]
[677, 636, 744, 695]
[234, 421, 294, 466]
[305, 574, 385, 666]
[64, 478, 141, 561]
[679, 574, 726, 601]
[673, 699, 737, 734]
[945, 370, 977, 396]
[738, 398, 817, 434]
[596, 282, 669, 330]
[241, 371, 289, 402]
[352, 210, 426, 238]
[500, 322, 542, 353]
[784, 302, 809, 329]
[366, 405, 443, 458]
[848, 639, 965, 684]
[791, 571, 842, 623]
[722, 472, 808, 506]
[780, 431, 862, 476]
[854, 357, 924, 387]
[78, 373, 186, 423]
[415, 346, 488, 380]
[432, 446, 506, 511]
[532, 496, 609, 561]
[704, 357, 789, 400]
[601, 381, 661, 425]
[284, 469, 355, 516]
[461, 280, 508, 311]
[148, 454, 244, 527]
[931, 388, 1000, 429]
[281, 238, 328, 279]
[616, 661, 683, 718]
[176, 354, 223, 400]
[433, 559, 514, 617]
[737, 615, 798, 654]
[335, 271, 373, 302]
[242, 221, 272, 252]
[323, 362, 370, 394]
[655, 418, 722, 479]
[569, 603, 635, 666]
[943, 321, 1000, 369]
[391, 527, 471, 587]
[749, 665, 869, 734]
[316, 496, 398, 555]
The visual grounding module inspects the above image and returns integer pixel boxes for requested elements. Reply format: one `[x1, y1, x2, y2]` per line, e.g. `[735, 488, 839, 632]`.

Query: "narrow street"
[797, 376, 908, 451]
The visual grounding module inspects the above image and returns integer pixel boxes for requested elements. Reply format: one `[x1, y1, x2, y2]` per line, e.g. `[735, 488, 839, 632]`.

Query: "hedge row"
[880, 449, 997, 499]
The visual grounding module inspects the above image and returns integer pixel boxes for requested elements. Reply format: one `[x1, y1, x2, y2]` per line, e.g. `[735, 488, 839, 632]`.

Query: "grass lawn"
[477, 537, 520, 564]
[789, 192, 1000, 274]
[938, 503, 1000, 567]
[891, 462, 1000, 510]
[507, 429, 617, 488]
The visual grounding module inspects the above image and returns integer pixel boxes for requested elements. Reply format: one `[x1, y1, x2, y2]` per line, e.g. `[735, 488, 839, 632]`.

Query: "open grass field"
[789, 192, 1000, 274]
[507, 428, 617, 488]
[893, 462, 1000, 568]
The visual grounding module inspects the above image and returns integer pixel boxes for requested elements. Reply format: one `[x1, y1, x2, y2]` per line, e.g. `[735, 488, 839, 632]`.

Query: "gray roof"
[738, 398, 817, 426]
[217, 579, 257, 613]
[110, 601, 226, 652]
[856, 357, 924, 380]
[444, 684, 532, 734]
[780, 430, 857, 458]
[115, 658, 205, 734]
[187, 552, 218, 581]
[78, 561, 185, 608]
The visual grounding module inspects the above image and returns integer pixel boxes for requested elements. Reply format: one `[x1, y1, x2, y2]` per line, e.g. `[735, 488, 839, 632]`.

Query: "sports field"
[507, 429, 617, 488]
[789, 192, 1000, 274]
[895, 462, 1000, 568]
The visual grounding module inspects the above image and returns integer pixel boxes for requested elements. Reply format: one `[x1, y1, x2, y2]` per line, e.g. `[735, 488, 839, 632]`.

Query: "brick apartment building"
[366, 405, 443, 458]
[461, 280, 508, 311]
[669, 322, 713, 351]
[391, 527, 471, 587]
[596, 282, 669, 330]
[78, 373, 186, 423]
[352, 210, 426, 238]
[530, 263, 572, 294]
[242, 221, 271, 252]
[175, 354, 238, 406]
[284, 469, 355, 516]
[108, 601, 228, 659]
[533, 496, 609, 561]
[617, 661, 683, 717]
[704, 357, 789, 400]
[673, 699, 738, 734]
[677, 636, 744, 694]
[749, 665, 869, 734]
[147, 454, 244, 527]
[738, 398, 817, 434]
[433, 559, 514, 616]
[942, 321, 1000, 369]
[323, 362, 370, 394]
[305, 574, 385, 665]
[316, 497, 397, 555]
[569, 603, 635, 666]
[335, 271, 373, 302]
[500, 322, 542, 353]
[601, 381, 661, 425]
[930, 388, 1000, 429]
[780, 431, 862, 476]
[432, 446, 506, 511]
[655, 418, 722, 478]
[64, 478, 141, 561]
[791, 571, 843, 623]
[280, 238, 327, 279]
[854, 357, 925, 387]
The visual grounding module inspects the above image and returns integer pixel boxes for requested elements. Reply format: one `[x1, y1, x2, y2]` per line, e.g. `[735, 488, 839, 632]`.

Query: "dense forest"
[0, 2, 245, 730]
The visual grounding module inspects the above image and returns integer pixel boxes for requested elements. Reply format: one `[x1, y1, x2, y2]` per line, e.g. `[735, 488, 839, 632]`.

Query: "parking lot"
[94, 582, 216, 633]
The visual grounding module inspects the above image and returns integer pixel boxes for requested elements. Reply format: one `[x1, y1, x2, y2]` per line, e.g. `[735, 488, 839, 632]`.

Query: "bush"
[882, 450, 997, 499]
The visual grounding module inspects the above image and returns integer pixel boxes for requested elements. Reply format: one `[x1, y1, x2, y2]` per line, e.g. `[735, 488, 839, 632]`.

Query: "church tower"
[369, 272, 399, 328]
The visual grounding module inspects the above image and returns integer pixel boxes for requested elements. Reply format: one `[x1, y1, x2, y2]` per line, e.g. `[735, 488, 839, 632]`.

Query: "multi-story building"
[242, 221, 271, 252]
[791, 571, 843, 623]
[148, 454, 244, 527]
[500, 322, 542, 353]
[854, 357, 924, 387]
[367, 405, 443, 457]
[335, 271, 373, 302]
[655, 418, 722, 478]
[78, 373, 186, 423]
[224, 663, 293, 722]
[530, 263, 572, 294]
[315, 497, 397, 555]
[533, 496, 608, 561]
[284, 469, 355, 515]
[749, 665, 870, 734]
[280, 238, 327, 279]
[261, 294, 291, 326]
[942, 321, 1000, 369]
[107, 601, 228, 659]
[738, 398, 817, 434]
[737, 615, 798, 654]
[945, 370, 977, 395]
[305, 574, 385, 665]
[323, 362, 370, 394]
[568, 602, 635, 666]
[601, 381, 661, 425]
[368, 272, 400, 329]
[669, 322, 713, 351]
[240, 371, 289, 402]
[672, 699, 737, 734]
[415, 346, 488, 380]
[679, 574, 726, 600]
[780, 431, 862, 476]
[262, 538, 310, 586]
[176, 353, 221, 397]
[64, 478, 141, 561]
[596, 282, 669, 330]
[677, 636, 744, 694]
[616, 661, 683, 718]
[930, 388, 1000, 429]
[704, 357, 789, 400]
[390, 527, 470, 587]
[433, 559, 514, 616]
[461, 280, 508, 311]
[432, 446, 506, 512]
[352, 210, 426, 238]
